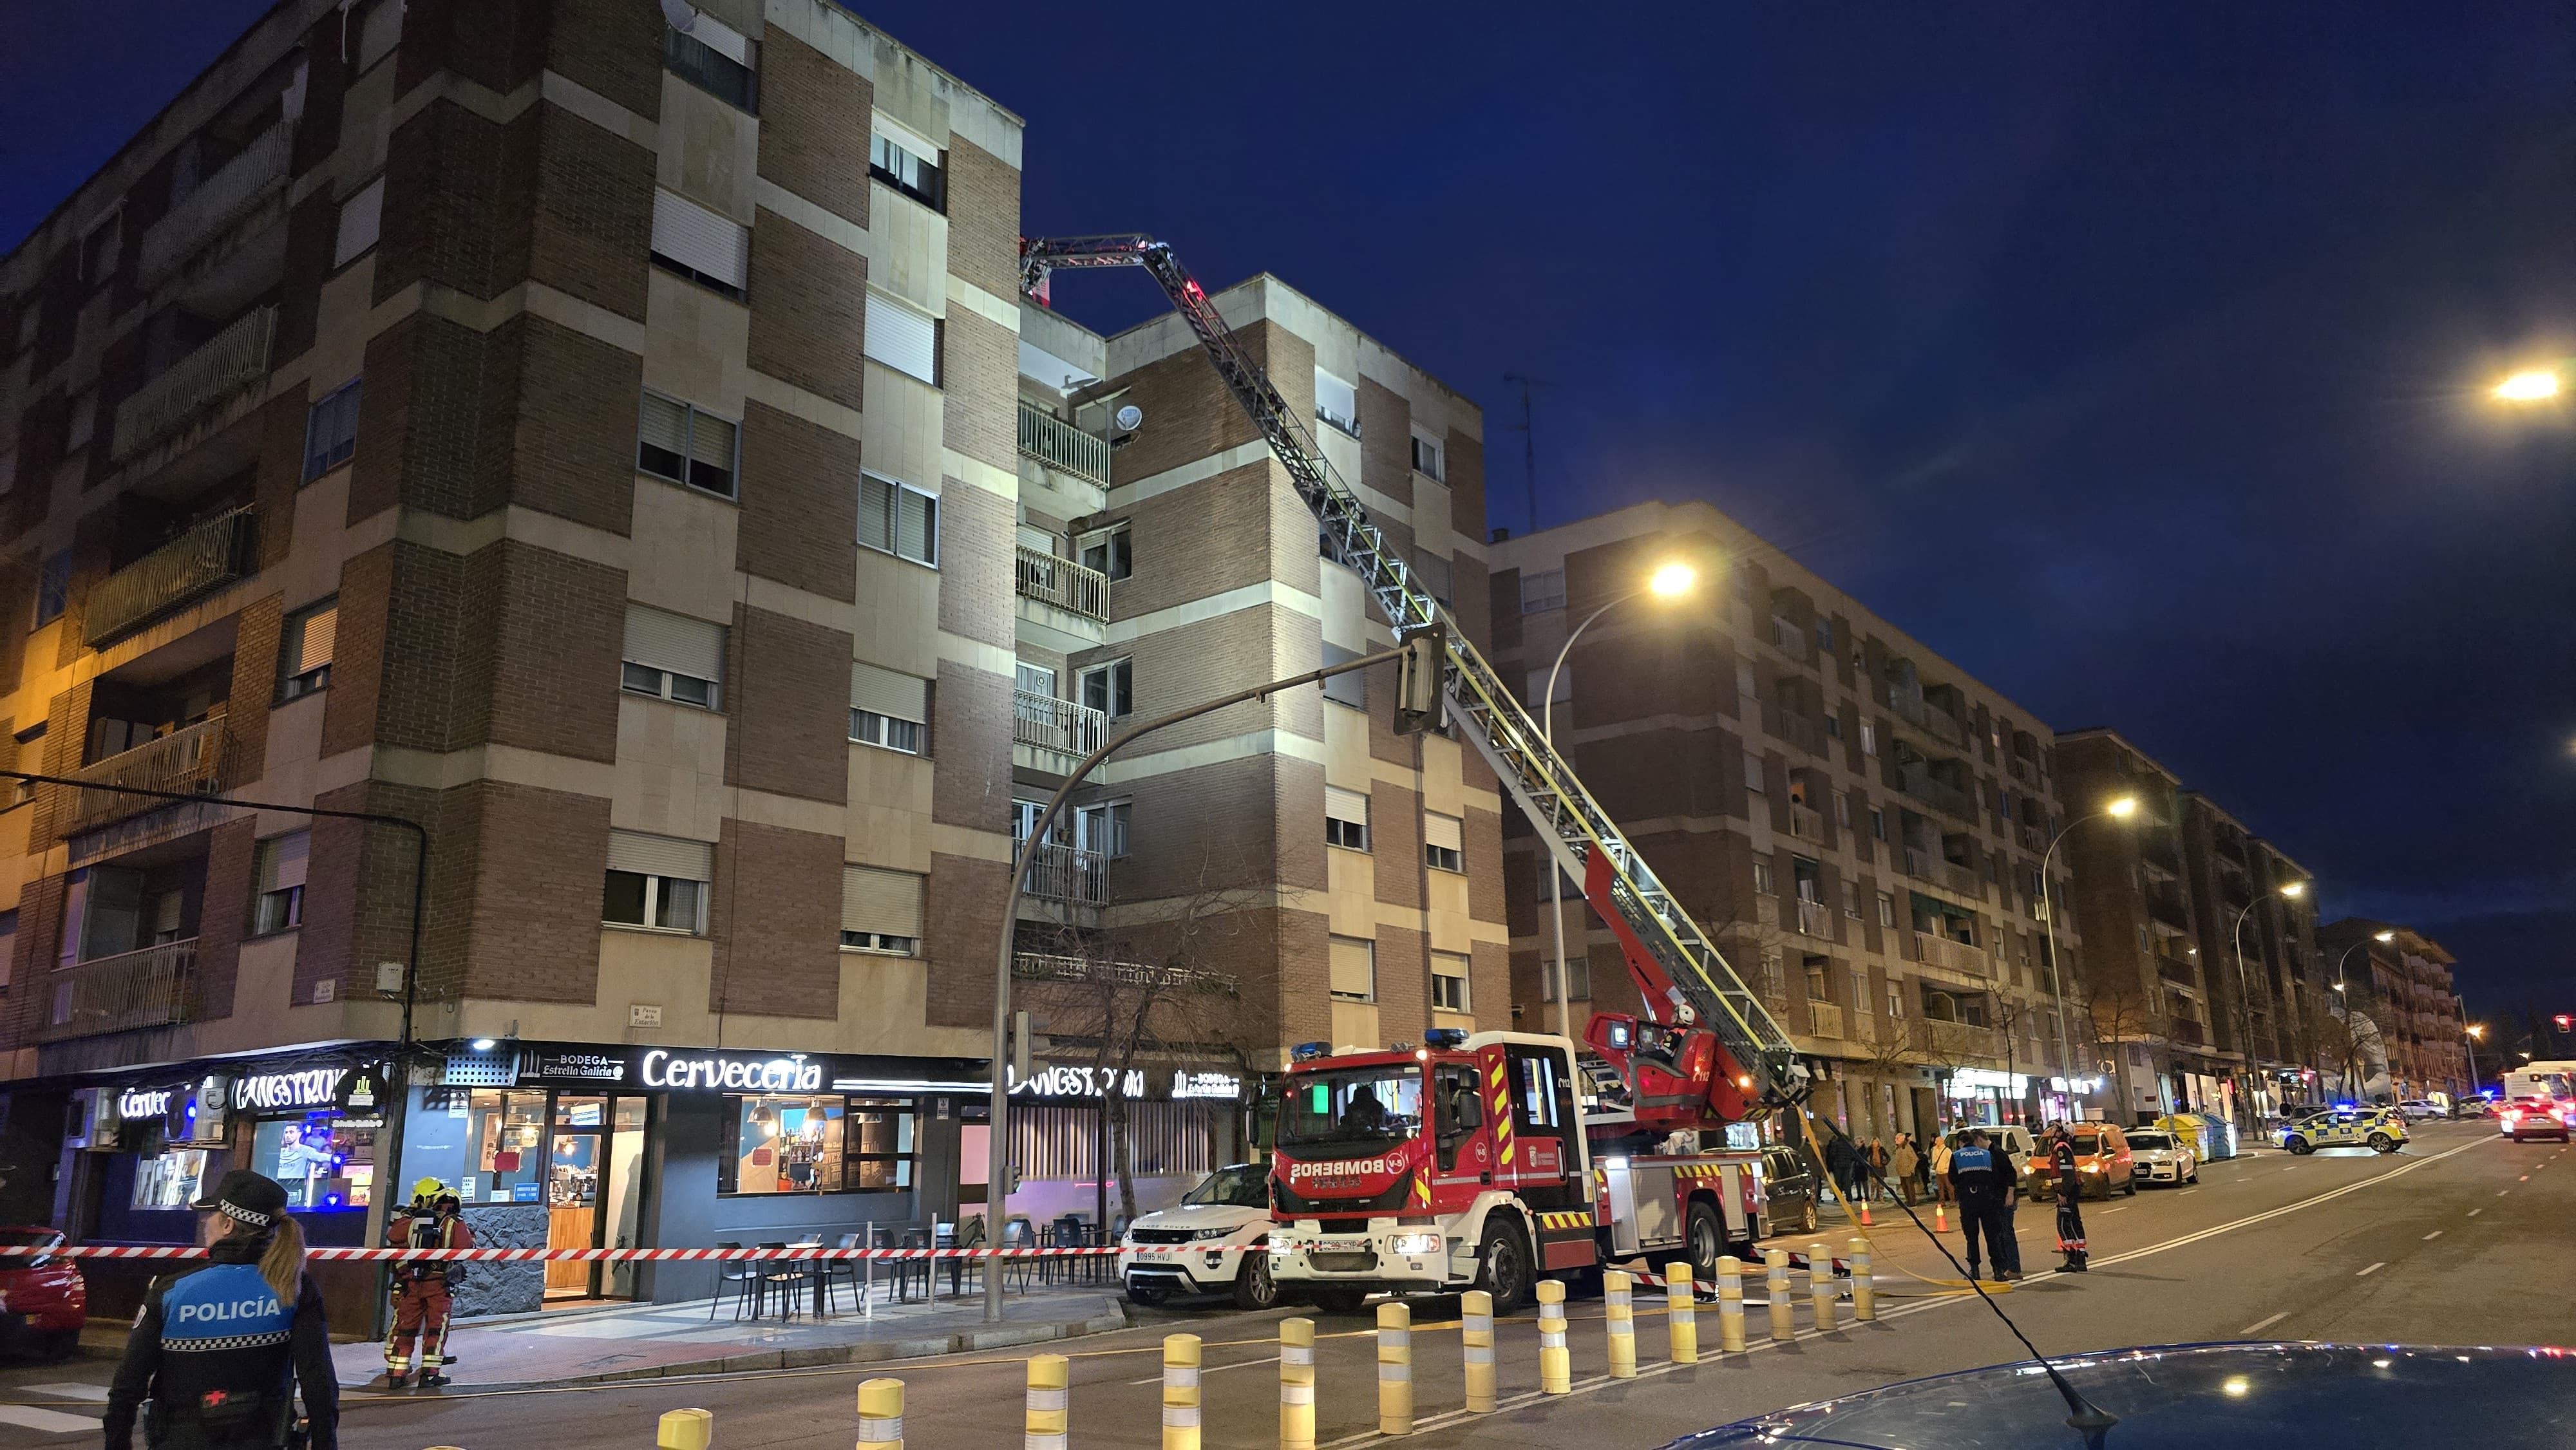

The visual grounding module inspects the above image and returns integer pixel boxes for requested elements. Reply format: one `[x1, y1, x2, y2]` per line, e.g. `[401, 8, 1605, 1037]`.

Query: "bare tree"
[2315, 1005, 2385, 1102]
[2083, 966, 2169, 1122]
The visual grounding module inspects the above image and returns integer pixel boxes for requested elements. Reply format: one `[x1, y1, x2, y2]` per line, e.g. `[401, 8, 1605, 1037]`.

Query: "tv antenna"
[1502, 372, 1551, 536]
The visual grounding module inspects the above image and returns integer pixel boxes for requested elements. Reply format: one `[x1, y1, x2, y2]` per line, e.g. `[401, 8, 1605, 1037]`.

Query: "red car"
[2498, 1097, 2572, 1144]
[0, 1227, 87, 1359]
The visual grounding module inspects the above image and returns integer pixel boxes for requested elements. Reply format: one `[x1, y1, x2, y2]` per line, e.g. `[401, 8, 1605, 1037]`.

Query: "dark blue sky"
[7, 4, 2571, 1015]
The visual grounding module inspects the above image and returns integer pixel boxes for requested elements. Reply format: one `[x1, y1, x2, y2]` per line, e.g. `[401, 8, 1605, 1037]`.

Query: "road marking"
[2469, 1208, 2483, 1216]
[2421, 1230, 2443, 1241]
[2499, 1189, 2512, 1196]
[0, 1404, 99, 1434]
[21, 1386, 109, 1403]
[2356, 1262, 2385, 1277]
[2099, 1206, 2128, 1214]
[1127, 1354, 1277, 1386]
[2240, 1311, 2291, 1335]
[2520, 1175, 2530, 1181]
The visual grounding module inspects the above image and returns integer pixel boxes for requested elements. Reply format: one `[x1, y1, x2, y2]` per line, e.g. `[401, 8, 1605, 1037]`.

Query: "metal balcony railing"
[1886, 684, 1927, 728]
[42, 939, 199, 1041]
[2157, 956, 2198, 986]
[1012, 690, 1108, 758]
[1794, 898, 1831, 939]
[1927, 1018, 1996, 1060]
[1915, 931, 1991, 978]
[1016, 840, 1107, 906]
[2168, 1019, 2208, 1048]
[1787, 803, 1824, 841]
[138, 121, 294, 282]
[1012, 951, 1236, 995]
[1805, 1001, 1845, 1039]
[113, 306, 277, 460]
[1016, 403, 1110, 486]
[1765, 704, 1821, 756]
[64, 719, 229, 835]
[1014, 545, 1110, 623]
[1768, 617, 1808, 661]
[83, 508, 256, 646]
[1899, 766, 1978, 824]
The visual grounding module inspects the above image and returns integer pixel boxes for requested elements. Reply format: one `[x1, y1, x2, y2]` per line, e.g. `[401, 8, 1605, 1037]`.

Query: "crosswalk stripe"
[23, 1384, 111, 1402]
[0, 1404, 102, 1434]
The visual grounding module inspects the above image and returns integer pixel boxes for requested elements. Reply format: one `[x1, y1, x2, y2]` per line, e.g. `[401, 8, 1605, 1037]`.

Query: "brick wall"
[755, 31, 869, 229]
[938, 308, 1016, 476]
[529, 102, 655, 323]
[1373, 922, 1430, 1038]
[928, 663, 1010, 832]
[744, 209, 866, 414]
[545, 0, 663, 122]
[452, 540, 623, 763]
[708, 818, 844, 1019]
[251, 391, 306, 570]
[933, 483, 1012, 652]
[1109, 321, 1301, 484]
[0, 876, 69, 1050]
[922, 850, 1007, 1030]
[272, 190, 339, 368]
[736, 401, 858, 601]
[434, 778, 611, 1003]
[398, 0, 551, 97]
[374, 99, 536, 306]
[1103, 462, 1281, 623]
[225, 595, 284, 788]
[501, 315, 646, 535]
[942, 137, 1020, 303]
[724, 604, 851, 805]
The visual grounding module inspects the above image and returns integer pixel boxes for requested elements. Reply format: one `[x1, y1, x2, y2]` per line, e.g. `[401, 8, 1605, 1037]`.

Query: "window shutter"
[1325, 786, 1370, 828]
[258, 831, 311, 892]
[607, 831, 713, 882]
[1424, 813, 1463, 854]
[639, 393, 688, 459]
[292, 605, 337, 674]
[896, 487, 937, 563]
[623, 603, 726, 682]
[842, 865, 923, 937]
[688, 411, 736, 473]
[858, 474, 894, 552]
[864, 292, 938, 384]
[650, 189, 750, 289]
[849, 661, 927, 722]
[1329, 937, 1375, 999]
[334, 177, 384, 266]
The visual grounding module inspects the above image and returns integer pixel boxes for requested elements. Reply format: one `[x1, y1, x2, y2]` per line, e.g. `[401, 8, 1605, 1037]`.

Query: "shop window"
[133, 1148, 210, 1209]
[719, 1093, 916, 1194]
[468, 1090, 549, 1204]
[252, 1113, 361, 1211]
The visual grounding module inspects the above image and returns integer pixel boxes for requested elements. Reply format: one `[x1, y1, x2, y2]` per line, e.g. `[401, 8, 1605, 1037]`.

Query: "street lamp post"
[2035, 796, 2137, 1121]
[2330, 930, 2394, 997]
[1537, 561, 1696, 1039]
[2228, 880, 2306, 1129]
[2464, 1021, 2486, 1099]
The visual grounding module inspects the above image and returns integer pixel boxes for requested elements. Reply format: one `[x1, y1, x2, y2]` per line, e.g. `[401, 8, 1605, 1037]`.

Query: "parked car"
[2277, 1107, 2407, 1154]
[1755, 1144, 1821, 1236]
[2451, 1097, 2498, 1119]
[2394, 1099, 2448, 1122]
[2025, 1124, 2137, 1198]
[0, 1227, 86, 1360]
[2122, 1127, 2199, 1187]
[1117, 1164, 1280, 1309]
[2498, 1097, 2572, 1143]
[1939, 1125, 2042, 1201]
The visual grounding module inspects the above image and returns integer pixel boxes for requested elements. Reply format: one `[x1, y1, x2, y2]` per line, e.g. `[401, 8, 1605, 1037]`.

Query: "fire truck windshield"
[1277, 1065, 1425, 1155]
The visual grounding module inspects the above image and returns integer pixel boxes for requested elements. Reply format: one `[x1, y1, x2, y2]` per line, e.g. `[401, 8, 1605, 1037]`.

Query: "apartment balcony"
[1786, 802, 1824, 842]
[1016, 403, 1110, 485]
[1767, 616, 1809, 663]
[113, 305, 277, 461]
[1792, 898, 1833, 939]
[41, 939, 199, 1042]
[1897, 765, 1978, 824]
[1013, 951, 1237, 996]
[83, 507, 256, 646]
[1011, 690, 1108, 774]
[2168, 1018, 2208, 1048]
[1886, 686, 1965, 749]
[138, 121, 294, 283]
[1926, 1019, 1996, 1060]
[1765, 704, 1821, 757]
[1905, 846, 1983, 900]
[1804, 1001, 1845, 1040]
[2157, 956, 2198, 987]
[2143, 881, 2190, 928]
[1013, 545, 1110, 652]
[63, 719, 229, 836]
[1016, 840, 1108, 908]
[1915, 931, 1991, 979]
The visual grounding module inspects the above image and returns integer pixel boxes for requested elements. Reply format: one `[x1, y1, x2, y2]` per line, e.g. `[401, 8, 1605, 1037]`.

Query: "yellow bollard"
[1162, 1333, 1203, 1450]
[1461, 1290, 1496, 1412]
[1665, 1262, 1698, 1364]
[1377, 1300, 1414, 1434]
[1537, 1278, 1571, 1393]
[1026, 1353, 1068, 1450]
[1716, 1255, 1747, 1353]
[1849, 1239, 1875, 1322]
[1280, 1317, 1316, 1450]
[1807, 1242, 1837, 1332]
[657, 1410, 711, 1450]
[1604, 1269, 1637, 1379]
[857, 1379, 905, 1450]
[1766, 1249, 1794, 1341]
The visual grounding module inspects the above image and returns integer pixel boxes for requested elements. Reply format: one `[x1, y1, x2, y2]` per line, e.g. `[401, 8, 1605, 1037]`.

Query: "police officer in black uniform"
[104, 1169, 340, 1450]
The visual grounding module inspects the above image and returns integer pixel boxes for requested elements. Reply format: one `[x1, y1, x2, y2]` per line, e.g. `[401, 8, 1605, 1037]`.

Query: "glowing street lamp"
[2493, 368, 2564, 403]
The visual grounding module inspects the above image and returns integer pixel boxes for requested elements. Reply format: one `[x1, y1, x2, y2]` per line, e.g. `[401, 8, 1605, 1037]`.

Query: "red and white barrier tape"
[0, 1244, 1126, 1263]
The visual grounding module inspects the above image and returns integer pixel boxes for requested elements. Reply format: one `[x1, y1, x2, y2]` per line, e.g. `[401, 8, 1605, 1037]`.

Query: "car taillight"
[2505, 1111, 2521, 1124]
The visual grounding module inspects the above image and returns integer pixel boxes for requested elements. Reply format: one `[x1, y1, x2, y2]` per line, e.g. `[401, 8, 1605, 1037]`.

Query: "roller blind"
[864, 292, 937, 384]
[650, 188, 750, 289]
[639, 393, 689, 457]
[842, 865, 923, 937]
[257, 831, 310, 892]
[1329, 936, 1375, 1000]
[624, 603, 726, 681]
[333, 176, 383, 265]
[849, 661, 927, 721]
[607, 831, 712, 882]
[289, 604, 337, 675]
[1423, 813, 1463, 854]
[1325, 786, 1369, 828]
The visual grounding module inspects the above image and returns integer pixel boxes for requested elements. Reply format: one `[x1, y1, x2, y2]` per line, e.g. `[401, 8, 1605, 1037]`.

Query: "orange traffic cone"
[1934, 1200, 1949, 1233]
[1859, 1198, 1874, 1227]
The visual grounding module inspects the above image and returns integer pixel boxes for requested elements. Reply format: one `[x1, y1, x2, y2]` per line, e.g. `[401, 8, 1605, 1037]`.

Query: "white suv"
[1117, 1164, 1280, 1310]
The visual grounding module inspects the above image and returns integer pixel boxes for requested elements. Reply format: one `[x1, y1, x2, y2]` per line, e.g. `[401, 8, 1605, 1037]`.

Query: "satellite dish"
[1114, 404, 1144, 432]
[659, 0, 699, 32]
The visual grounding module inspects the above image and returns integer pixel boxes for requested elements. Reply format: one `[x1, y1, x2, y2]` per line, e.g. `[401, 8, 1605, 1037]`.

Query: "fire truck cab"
[1267, 1029, 1767, 1313]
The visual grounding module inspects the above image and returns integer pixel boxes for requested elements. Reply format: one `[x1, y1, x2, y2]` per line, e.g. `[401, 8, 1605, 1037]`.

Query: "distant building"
[2316, 919, 2468, 1102]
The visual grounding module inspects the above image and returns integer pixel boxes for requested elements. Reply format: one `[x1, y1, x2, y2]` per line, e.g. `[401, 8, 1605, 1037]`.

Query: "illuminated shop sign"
[233, 1067, 350, 1113]
[639, 1050, 822, 1092]
[1170, 1071, 1242, 1101]
[120, 1088, 175, 1121]
[1009, 1064, 1244, 1101]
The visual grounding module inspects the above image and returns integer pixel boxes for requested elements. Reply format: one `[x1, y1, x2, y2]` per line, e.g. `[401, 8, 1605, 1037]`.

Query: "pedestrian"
[1890, 1135, 1922, 1207]
[105, 1169, 339, 1450]
[1864, 1136, 1890, 1202]
[1945, 1128, 2023, 1282]
[2049, 1125, 2088, 1273]
[1930, 1133, 1955, 1203]
[1823, 1132, 1857, 1205]
[384, 1186, 475, 1387]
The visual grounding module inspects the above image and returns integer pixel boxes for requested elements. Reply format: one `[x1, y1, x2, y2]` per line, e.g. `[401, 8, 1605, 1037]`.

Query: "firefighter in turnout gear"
[383, 1188, 473, 1388]
[105, 1169, 340, 1450]
[2050, 1125, 2090, 1273]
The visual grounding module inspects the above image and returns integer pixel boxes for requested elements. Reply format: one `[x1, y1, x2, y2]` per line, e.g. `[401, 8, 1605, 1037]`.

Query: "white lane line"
[2469, 1208, 2483, 1217]
[21, 1386, 110, 1403]
[2356, 1262, 2386, 1277]
[2521, 1175, 2531, 1182]
[2422, 1230, 2444, 1241]
[2240, 1310, 2291, 1335]
[1128, 1353, 1278, 1386]
[0, 1404, 100, 1434]
[2499, 1189, 2512, 1196]
[2099, 1206, 2128, 1214]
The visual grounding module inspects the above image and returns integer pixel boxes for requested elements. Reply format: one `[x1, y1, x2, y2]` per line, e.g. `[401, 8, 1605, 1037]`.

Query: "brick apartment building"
[0, 0, 1501, 1311]
[2316, 919, 2468, 1102]
[1486, 502, 2091, 1145]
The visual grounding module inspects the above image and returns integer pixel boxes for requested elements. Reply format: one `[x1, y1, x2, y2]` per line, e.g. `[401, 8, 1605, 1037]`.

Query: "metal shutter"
[650, 189, 749, 290]
[842, 865, 923, 937]
[290, 604, 337, 673]
[864, 292, 937, 384]
[688, 411, 735, 474]
[333, 177, 383, 266]
[1423, 813, 1463, 854]
[607, 831, 713, 883]
[1325, 786, 1369, 828]
[1329, 937, 1375, 999]
[858, 474, 893, 552]
[623, 603, 726, 681]
[849, 661, 927, 722]
[896, 488, 937, 563]
[258, 831, 311, 892]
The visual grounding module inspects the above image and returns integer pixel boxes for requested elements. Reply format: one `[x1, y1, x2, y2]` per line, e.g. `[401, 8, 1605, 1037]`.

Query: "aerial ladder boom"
[1021, 236, 1808, 1123]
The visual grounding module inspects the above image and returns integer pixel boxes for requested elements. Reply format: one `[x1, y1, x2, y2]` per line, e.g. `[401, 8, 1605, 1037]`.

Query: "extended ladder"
[1021, 236, 1804, 1107]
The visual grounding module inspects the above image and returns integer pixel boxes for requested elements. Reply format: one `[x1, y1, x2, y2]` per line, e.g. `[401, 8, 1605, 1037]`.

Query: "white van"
[1940, 1125, 2041, 1200]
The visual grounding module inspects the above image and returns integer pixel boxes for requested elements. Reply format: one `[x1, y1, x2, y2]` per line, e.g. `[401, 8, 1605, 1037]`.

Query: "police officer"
[2050, 1125, 2089, 1274]
[1944, 1127, 2023, 1283]
[104, 1169, 339, 1450]
[384, 1187, 475, 1388]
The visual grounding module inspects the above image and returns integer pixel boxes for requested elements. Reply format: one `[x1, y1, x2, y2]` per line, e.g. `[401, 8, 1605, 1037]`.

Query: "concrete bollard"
[1665, 1262, 1698, 1364]
[1461, 1290, 1497, 1412]
[1025, 1353, 1068, 1450]
[1377, 1300, 1414, 1435]
[1163, 1334, 1204, 1450]
[1280, 1317, 1317, 1450]
[1807, 1243, 1837, 1333]
[657, 1409, 711, 1450]
[1537, 1279, 1571, 1393]
[1849, 1239, 1875, 1322]
[1766, 1249, 1795, 1341]
[1604, 1269, 1637, 1379]
[1717, 1255, 1747, 1353]
[857, 1379, 905, 1450]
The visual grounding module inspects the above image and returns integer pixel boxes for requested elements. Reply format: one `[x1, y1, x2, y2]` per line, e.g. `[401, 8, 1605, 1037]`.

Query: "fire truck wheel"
[1231, 1245, 1279, 1310]
[1685, 1200, 1727, 1281]
[1308, 1287, 1369, 1315]
[1475, 1218, 1535, 1312]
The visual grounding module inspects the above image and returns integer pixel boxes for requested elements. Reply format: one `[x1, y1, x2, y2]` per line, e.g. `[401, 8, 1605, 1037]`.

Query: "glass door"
[602, 1098, 650, 1299]
[544, 1096, 607, 1299]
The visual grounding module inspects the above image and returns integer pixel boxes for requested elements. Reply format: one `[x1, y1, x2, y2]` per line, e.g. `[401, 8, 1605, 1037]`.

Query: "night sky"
[7, 5, 2571, 1016]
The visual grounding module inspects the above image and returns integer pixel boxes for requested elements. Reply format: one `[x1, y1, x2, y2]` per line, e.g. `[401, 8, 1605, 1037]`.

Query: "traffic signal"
[1394, 625, 1447, 735]
[2555, 1014, 2571, 1033]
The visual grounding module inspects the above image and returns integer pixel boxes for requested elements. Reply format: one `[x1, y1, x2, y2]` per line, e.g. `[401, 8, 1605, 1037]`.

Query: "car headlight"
[1388, 1232, 1443, 1257]
[1193, 1225, 1233, 1241]
[2081, 1164, 2099, 1172]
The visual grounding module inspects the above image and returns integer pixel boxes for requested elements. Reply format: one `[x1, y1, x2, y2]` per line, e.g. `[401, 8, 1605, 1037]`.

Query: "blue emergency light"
[1423, 1028, 1468, 1049]
[1289, 1041, 1331, 1062]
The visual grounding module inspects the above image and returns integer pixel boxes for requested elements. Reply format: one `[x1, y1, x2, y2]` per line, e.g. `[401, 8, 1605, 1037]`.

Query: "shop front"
[972, 1058, 1249, 1234]
[1941, 1067, 2032, 1128]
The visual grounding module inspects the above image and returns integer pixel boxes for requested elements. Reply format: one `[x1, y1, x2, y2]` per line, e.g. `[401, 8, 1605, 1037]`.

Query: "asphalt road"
[5, 1122, 2557, 1449]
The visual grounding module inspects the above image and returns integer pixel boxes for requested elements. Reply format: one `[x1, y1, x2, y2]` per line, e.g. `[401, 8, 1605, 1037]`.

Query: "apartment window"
[1431, 952, 1471, 1013]
[857, 473, 938, 565]
[1539, 949, 1591, 1003]
[333, 176, 384, 267]
[1805, 964, 1832, 1003]
[1841, 880, 1861, 919]
[621, 603, 726, 709]
[1519, 569, 1565, 614]
[251, 831, 309, 936]
[849, 661, 929, 755]
[1079, 659, 1132, 719]
[1736, 660, 1757, 701]
[1329, 936, 1376, 1002]
[1834, 791, 1852, 827]
[1870, 807, 1886, 841]
[1326, 785, 1370, 852]
[603, 831, 712, 934]
[1758, 946, 1785, 1000]
[667, 15, 759, 113]
[1528, 663, 1569, 712]
[638, 391, 739, 498]
[1983, 852, 2000, 881]
[1886, 981, 1906, 1019]
[1860, 722, 1877, 757]
[1076, 800, 1130, 858]
[1816, 619, 1835, 654]
[1743, 752, 1765, 793]
[649, 189, 750, 300]
[840, 865, 923, 954]
[81, 212, 120, 285]
[1824, 712, 1842, 740]
[1410, 432, 1445, 482]
[277, 598, 337, 701]
[1078, 523, 1132, 581]
[35, 552, 69, 626]
[1412, 549, 1453, 605]
[870, 129, 945, 211]
[2136, 924, 2150, 952]
[303, 379, 361, 480]
[1876, 890, 1897, 928]
[1753, 858, 1776, 896]
[1423, 812, 1464, 874]
[1321, 643, 1365, 710]
[1314, 368, 1359, 437]
[864, 291, 940, 385]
